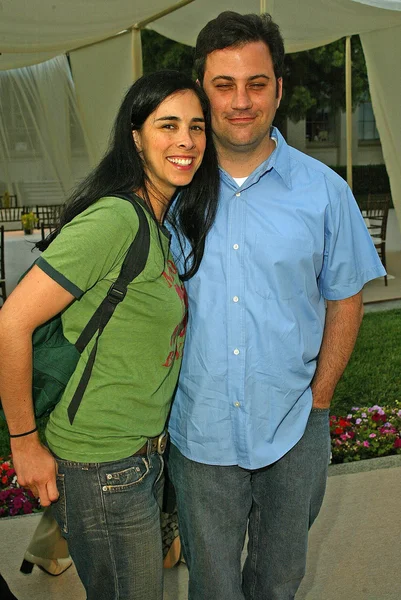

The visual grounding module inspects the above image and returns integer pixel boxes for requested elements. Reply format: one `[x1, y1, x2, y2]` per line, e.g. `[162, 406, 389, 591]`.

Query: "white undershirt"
[233, 177, 248, 186]
[231, 135, 278, 188]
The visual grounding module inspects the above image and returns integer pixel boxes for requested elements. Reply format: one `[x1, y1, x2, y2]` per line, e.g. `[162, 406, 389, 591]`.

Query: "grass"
[1, 309, 400, 458]
[331, 308, 401, 415]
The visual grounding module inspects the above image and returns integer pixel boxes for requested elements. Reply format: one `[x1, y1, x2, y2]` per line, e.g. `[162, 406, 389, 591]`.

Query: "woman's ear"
[132, 130, 142, 152]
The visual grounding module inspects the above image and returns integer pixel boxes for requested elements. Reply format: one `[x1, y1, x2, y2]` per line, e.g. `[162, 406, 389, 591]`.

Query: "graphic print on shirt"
[162, 259, 188, 367]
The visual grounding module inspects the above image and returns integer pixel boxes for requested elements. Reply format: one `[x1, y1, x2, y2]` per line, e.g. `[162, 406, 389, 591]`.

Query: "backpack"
[0, 193, 150, 424]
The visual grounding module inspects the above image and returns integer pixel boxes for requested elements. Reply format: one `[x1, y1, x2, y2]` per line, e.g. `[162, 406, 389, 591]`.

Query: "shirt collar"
[256, 127, 292, 190]
[219, 127, 292, 191]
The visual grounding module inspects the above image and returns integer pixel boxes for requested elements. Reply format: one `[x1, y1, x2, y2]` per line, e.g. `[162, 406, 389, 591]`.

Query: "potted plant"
[21, 210, 38, 235]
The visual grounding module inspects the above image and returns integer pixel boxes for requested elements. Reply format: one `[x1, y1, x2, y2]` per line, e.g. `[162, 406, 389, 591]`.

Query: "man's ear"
[132, 130, 142, 152]
[276, 78, 283, 109]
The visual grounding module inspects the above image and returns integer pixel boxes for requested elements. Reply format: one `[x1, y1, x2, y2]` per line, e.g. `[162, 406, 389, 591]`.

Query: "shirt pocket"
[254, 234, 313, 300]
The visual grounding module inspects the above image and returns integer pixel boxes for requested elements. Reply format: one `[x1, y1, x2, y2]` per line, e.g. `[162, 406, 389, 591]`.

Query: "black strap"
[67, 193, 150, 424]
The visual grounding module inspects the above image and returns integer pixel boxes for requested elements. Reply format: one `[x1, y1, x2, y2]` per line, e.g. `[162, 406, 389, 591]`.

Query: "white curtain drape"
[0, 55, 90, 205]
[361, 25, 401, 227]
[1, 0, 401, 220]
[69, 31, 140, 166]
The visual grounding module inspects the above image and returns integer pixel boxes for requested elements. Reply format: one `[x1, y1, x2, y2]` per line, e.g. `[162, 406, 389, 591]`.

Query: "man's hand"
[311, 292, 364, 409]
[11, 435, 59, 507]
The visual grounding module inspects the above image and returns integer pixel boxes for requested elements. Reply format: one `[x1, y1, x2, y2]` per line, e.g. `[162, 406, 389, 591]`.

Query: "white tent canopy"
[1, 0, 400, 225]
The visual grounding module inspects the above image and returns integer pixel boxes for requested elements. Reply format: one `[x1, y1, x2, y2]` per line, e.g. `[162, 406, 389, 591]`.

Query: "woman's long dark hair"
[38, 70, 219, 279]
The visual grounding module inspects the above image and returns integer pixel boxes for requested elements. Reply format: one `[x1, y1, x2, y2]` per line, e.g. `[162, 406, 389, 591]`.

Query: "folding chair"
[41, 222, 58, 241]
[360, 193, 391, 286]
[36, 205, 62, 228]
[0, 226, 7, 305]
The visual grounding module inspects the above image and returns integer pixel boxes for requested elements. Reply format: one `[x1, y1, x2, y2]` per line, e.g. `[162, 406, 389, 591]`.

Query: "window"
[306, 107, 336, 144]
[358, 101, 379, 141]
[0, 85, 38, 154]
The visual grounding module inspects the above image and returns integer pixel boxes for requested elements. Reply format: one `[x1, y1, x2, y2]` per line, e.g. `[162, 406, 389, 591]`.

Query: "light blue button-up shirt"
[169, 128, 386, 470]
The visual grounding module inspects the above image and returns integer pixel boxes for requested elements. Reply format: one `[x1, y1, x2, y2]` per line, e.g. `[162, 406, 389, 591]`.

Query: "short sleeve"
[37, 197, 139, 297]
[319, 182, 386, 300]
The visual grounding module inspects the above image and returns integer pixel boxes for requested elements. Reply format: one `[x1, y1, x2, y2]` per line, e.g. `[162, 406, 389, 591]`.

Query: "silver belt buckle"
[157, 431, 168, 454]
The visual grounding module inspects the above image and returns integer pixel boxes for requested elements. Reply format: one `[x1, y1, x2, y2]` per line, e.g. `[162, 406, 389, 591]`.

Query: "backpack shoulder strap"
[67, 193, 150, 424]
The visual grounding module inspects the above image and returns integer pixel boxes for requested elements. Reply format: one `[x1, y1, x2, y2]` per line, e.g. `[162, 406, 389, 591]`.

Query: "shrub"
[0, 456, 41, 518]
[330, 403, 401, 463]
[329, 164, 391, 196]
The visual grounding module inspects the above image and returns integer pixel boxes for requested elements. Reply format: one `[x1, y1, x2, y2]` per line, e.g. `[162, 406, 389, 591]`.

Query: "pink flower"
[355, 418, 362, 425]
[369, 433, 377, 438]
[23, 502, 33, 514]
[363, 441, 370, 448]
[12, 497, 23, 510]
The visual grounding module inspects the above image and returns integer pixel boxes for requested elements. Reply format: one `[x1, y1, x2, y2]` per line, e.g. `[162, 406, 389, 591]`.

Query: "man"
[168, 11, 386, 600]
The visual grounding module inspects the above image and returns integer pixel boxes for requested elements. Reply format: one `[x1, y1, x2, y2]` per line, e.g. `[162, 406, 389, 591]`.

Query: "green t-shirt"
[41, 196, 187, 462]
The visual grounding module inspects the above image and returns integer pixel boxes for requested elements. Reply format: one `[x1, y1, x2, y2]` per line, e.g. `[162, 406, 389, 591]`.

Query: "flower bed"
[0, 457, 41, 518]
[330, 403, 401, 463]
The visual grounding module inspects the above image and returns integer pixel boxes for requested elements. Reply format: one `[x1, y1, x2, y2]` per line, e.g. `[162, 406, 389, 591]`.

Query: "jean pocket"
[155, 454, 164, 486]
[101, 457, 151, 493]
[52, 473, 68, 534]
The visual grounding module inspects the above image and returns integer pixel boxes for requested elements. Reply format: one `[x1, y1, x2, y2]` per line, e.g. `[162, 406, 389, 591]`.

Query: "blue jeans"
[169, 407, 331, 600]
[51, 448, 164, 600]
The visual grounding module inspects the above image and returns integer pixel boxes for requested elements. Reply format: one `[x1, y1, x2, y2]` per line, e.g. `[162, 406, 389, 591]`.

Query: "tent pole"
[260, 1, 275, 14]
[132, 29, 143, 79]
[345, 36, 353, 190]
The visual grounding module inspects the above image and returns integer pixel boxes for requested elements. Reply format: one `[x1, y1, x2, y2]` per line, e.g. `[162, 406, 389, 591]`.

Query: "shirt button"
[233, 244, 239, 250]
[234, 402, 240, 407]
[235, 192, 241, 197]
[233, 348, 240, 355]
[233, 296, 239, 303]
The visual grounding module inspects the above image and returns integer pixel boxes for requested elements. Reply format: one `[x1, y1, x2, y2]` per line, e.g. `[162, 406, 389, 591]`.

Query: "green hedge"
[329, 164, 391, 195]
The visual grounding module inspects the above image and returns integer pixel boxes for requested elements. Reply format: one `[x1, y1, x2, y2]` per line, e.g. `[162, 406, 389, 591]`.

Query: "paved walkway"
[1, 455, 400, 600]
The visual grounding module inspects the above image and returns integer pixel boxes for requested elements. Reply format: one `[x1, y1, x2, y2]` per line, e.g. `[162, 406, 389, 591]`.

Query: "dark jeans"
[52, 449, 164, 600]
[169, 407, 331, 600]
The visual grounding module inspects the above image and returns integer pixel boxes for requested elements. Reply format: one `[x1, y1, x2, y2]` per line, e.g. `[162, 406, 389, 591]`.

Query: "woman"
[0, 70, 219, 599]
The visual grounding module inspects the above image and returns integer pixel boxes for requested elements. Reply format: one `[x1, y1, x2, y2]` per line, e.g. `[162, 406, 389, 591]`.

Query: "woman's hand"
[11, 434, 59, 507]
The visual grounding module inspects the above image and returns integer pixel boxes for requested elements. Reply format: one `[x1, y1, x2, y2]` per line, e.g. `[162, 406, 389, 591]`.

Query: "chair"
[0, 206, 24, 227]
[41, 222, 58, 241]
[360, 193, 391, 286]
[0, 226, 7, 305]
[36, 205, 62, 228]
[0, 193, 18, 208]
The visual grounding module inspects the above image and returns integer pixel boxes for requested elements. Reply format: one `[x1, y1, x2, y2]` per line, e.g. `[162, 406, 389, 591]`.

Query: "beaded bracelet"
[9, 426, 38, 438]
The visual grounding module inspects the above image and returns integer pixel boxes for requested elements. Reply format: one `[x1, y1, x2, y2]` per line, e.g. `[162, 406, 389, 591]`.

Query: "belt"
[134, 432, 168, 456]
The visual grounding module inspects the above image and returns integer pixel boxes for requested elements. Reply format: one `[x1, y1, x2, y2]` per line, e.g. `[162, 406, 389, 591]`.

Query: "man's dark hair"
[194, 11, 285, 85]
